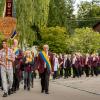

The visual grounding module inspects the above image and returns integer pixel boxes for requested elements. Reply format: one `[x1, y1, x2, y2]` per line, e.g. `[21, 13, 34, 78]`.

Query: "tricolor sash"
[39, 51, 51, 73]
[13, 47, 19, 55]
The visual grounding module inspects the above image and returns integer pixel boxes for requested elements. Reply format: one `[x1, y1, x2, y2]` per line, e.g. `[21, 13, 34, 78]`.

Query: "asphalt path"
[0, 76, 100, 100]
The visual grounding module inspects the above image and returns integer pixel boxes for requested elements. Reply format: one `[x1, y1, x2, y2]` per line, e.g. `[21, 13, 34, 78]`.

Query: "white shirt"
[93, 57, 96, 61]
[0, 48, 15, 70]
[72, 57, 76, 64]
[54, 57, 59, 71]
[85, 57, 88, 65]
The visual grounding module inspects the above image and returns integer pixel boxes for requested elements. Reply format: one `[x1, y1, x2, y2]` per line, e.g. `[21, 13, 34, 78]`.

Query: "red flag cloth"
[5, 0, 13, 17]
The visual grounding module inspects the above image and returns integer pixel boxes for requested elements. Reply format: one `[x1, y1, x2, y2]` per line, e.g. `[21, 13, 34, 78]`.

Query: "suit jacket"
[58, 57, 63, 68]
[75, 57, 81, 68]
[64, 58, 71, 68]
[80, 56, 85, 67]
[92, 57, 98, 67]
[87, 56, 92, 67]
[98, 56, 100, 66]
[99, 56, 100, 63]
[37, 51, 54, 74]
[23, 57, 34, 72]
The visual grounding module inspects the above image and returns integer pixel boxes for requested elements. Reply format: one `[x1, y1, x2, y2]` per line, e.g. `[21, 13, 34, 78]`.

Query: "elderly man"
[0, 40, 15, 97]
[37, 44, 53, 94]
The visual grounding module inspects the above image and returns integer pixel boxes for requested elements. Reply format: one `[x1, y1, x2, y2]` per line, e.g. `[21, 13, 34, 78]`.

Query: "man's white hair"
[43, 44, 49, 50]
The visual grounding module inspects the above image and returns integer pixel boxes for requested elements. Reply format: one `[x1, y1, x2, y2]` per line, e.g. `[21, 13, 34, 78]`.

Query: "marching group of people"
[0, 39, 54, 97]
[0, 39, 100, 98]
[53, 53, 100, 79]
[0, 39, 35, 97]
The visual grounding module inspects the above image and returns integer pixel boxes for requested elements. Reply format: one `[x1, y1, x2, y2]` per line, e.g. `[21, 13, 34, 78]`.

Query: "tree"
[0, 0, 5, 17]
[47, 0, 67, 27]
[68, 28, 100, 53]
[92, 0, 100, 5]
[16, 0, 35, 48]
[0, 32, 5, 48]
[39, 26, 68, 53]
[47, 0, 76, 34]
[33, 0, 50, 28]
[47, 0, 74, 27]
[77, 1, 100, 27]
[16, 0, 51, 48]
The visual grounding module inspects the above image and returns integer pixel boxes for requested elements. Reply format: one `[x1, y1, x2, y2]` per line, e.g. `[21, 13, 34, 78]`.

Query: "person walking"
[37, 44, 53, 94]
[0, 40, 15, 97]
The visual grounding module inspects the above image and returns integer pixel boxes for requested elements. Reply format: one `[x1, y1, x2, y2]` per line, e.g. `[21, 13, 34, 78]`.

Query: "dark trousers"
[84, 65, 90, 77]
[60, 67, 63, 77]
[12, 72, 20, 91]
[91, 66, 98, 76]
[78, 67, 82, 77]
[68, 67, 71, 77]
[0, 73, 2, 87]
[0, 79, 1, 87]
[40, 69, 49, 92]
[24, 71, 31, 90]
[72, 64, 79, 78]
[64, 68, 68, 78]
[12, 65, 21, 91]
[53, 71, 58, 79]
[33, 71, 37, 79]
[0, 70, 3, 89]
[81, 67, 85, 75]
[64, 67, 71, 78]
[31, 72, 34, 88]
[98, 64, 100, 74]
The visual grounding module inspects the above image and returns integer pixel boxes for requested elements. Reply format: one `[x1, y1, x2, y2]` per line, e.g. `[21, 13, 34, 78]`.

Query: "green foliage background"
[0, 0, 100, 53]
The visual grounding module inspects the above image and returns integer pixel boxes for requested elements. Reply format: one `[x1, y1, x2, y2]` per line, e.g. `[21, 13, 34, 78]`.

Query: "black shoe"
[64, 77, 67, 79]
[3, 93, 7, 97]
[13, 88, 16, 93]
[27, 87, 30, 91]
[8, 89, 13, 95]
[10, 89, 13, 94]
[45, 92, 49, 94]
[1, 87, 3, 90]
[41, 90, 44, 93]
[8, 89, 11, 95]
[24, 86, 26, 90]
[73, 76, 75, 78]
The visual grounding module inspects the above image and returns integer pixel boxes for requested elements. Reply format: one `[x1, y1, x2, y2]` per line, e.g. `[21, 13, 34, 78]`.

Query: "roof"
[93, 22, 100, 29]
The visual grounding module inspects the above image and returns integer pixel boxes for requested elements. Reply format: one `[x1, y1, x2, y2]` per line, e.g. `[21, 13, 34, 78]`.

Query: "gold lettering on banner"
[8, 3, 11, 8]
[5, 0, 13, 17]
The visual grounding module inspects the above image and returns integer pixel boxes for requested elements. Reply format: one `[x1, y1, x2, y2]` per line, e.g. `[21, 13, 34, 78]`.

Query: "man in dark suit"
[37, 45, 53, 94]
[84, 54, 91, 77]
[58, 54, 63, 77]
[91, 54, 98, 76]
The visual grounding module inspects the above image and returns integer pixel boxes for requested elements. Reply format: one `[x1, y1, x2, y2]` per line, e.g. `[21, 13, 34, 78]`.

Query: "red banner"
[5, 0, 13, 17]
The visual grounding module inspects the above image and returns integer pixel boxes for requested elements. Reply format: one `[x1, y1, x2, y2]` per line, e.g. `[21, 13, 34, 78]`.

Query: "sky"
[73, 0, 92, 14]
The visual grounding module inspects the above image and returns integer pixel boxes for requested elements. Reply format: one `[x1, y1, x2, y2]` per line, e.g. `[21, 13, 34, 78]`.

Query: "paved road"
[0, 76, 100, 100]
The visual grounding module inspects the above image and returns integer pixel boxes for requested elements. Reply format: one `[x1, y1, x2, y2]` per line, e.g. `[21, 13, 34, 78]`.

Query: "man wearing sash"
[37, 44, 53, 94]
[12, 39, 23, 92]
[0, 40, 15, 97]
